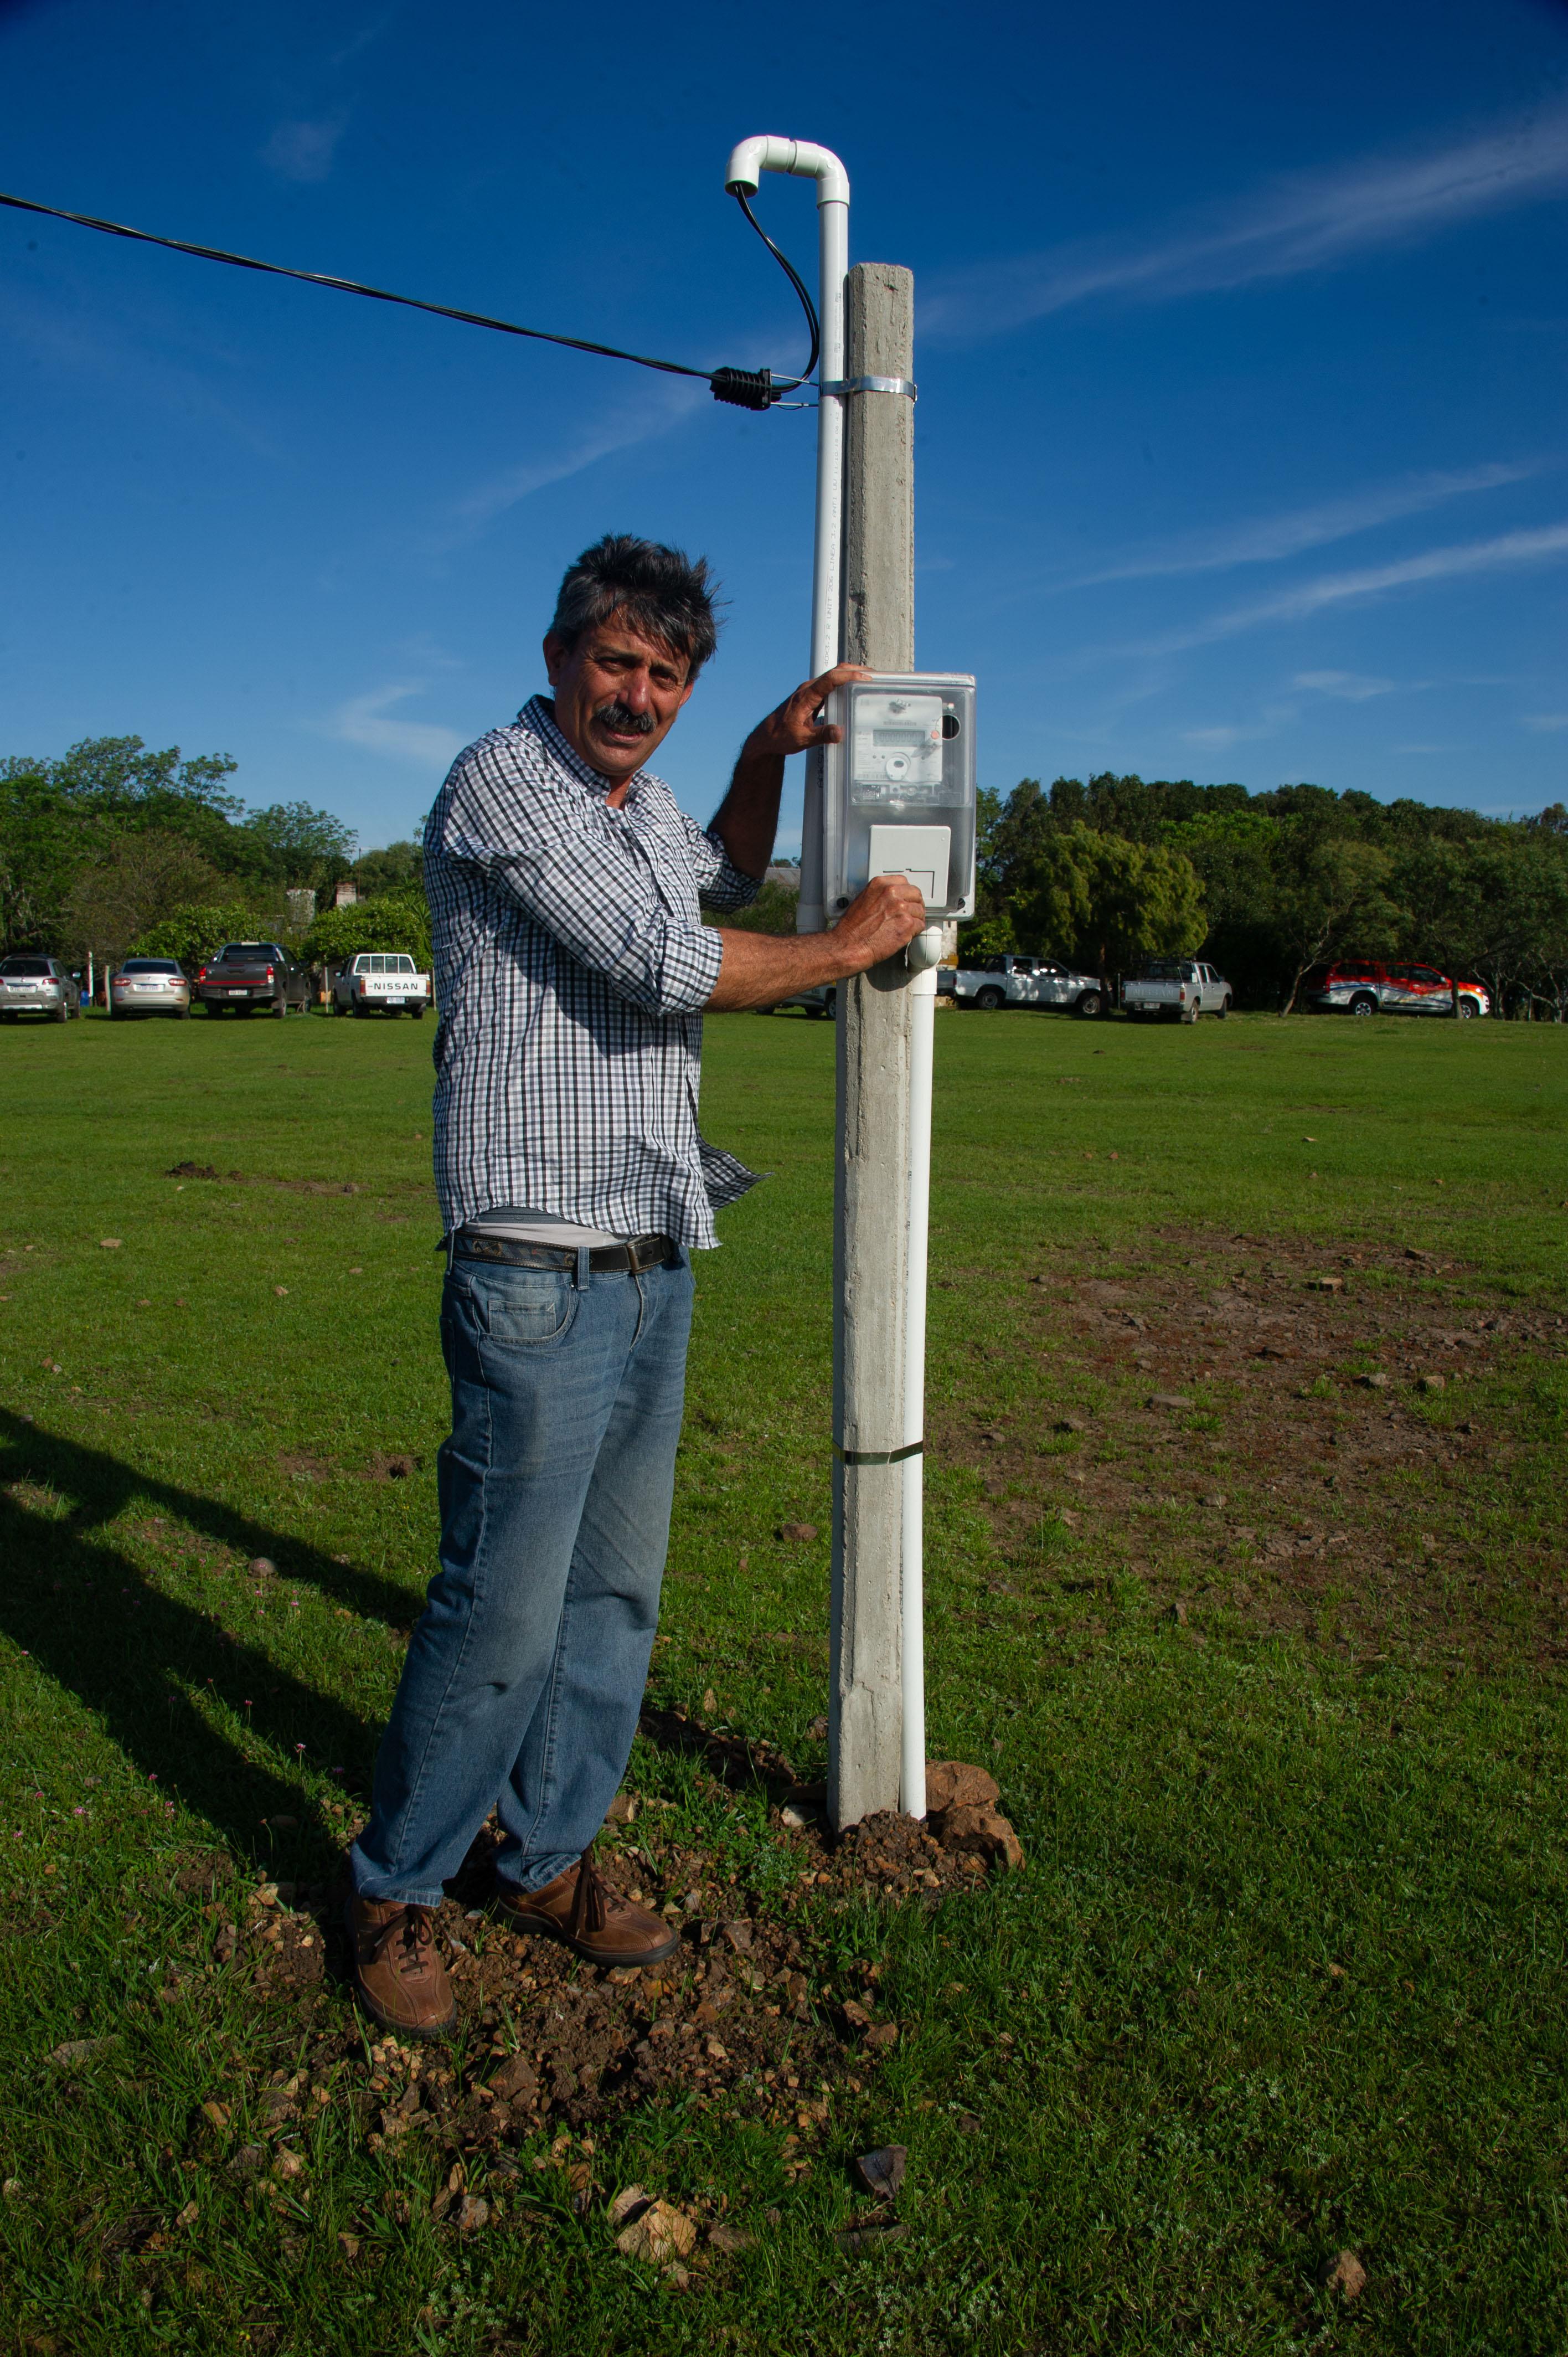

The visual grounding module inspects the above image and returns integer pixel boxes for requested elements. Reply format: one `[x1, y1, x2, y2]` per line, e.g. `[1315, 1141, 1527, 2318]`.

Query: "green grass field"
[1, 1003, 1565, 2355]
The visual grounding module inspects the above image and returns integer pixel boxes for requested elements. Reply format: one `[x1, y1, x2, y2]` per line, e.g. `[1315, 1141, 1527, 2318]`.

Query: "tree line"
[6, 736, 1566, 1014]
[963, 774, 1568, 1016]
[0, 735, 429, 973]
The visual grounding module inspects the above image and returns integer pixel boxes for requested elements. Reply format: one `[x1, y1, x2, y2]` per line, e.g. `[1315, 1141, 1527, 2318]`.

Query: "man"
[345, 533, 925, 2037]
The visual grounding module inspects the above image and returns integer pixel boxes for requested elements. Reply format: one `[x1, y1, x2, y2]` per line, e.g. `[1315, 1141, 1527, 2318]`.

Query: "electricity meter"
[820, 673, 977, 921]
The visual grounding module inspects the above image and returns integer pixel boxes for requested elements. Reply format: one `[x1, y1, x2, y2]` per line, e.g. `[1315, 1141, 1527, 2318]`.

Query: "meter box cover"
[821, 673, 977, 920]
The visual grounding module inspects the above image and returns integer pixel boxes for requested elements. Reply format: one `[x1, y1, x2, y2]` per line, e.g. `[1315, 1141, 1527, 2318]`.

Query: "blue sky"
[2, 0, 1565, 853]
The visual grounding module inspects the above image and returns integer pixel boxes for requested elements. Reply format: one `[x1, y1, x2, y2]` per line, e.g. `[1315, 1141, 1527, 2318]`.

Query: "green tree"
[240, 802, 358, 893]
[64, 833, 229, 969]
[130, 903, 280, 971]
[302, 893, 431, 970]
[1275, 832, 1402, 1013]
[350, 840, 422, 897]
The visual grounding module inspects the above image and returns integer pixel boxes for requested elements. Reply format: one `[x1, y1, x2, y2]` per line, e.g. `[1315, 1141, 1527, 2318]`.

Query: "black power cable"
[0, 186, 821, 411]
[731, 188, 820, 389]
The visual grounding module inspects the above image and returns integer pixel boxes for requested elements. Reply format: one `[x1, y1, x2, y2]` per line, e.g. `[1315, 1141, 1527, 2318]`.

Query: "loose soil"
[168, 1789, 993, 2201]
[933, 1227, 1567, 1666]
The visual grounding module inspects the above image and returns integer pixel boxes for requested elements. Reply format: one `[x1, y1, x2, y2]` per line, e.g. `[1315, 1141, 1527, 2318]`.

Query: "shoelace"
[568, 1849, 610, 1941]
[367, 1905, 436, 1968]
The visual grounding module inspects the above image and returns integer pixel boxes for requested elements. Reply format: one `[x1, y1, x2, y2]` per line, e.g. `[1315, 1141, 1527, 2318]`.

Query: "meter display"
[821, 672, 977, 919]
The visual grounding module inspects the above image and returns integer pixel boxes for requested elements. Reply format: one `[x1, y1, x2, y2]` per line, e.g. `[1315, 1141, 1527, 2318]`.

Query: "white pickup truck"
[948, 954, 1106, 1018]
[1122, 959, 1231, 1022]
[331, 952, 432, 1018]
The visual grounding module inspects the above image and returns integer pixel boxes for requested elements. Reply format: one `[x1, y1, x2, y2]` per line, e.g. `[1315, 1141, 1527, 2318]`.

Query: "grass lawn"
[1, 1002, 1565, 2354]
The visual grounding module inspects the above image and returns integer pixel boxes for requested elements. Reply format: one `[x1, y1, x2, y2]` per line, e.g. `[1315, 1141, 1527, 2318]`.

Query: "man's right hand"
[833, 874, 930, 972]
[705, 873, 932, 1011]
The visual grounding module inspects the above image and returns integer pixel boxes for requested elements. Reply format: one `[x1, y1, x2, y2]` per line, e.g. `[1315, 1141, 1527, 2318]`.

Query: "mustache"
[592, 700, 655, 736]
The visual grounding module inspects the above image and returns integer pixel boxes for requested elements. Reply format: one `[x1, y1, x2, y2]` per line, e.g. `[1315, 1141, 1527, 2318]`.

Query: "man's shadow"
[0, 1409, 425, 1873]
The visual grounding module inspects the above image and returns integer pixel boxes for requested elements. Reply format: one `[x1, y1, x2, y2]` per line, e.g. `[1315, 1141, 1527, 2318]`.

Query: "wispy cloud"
[1066, 463, 1538, 588]
[443, 377, 708, 545]
[328, 684, 467, 769]
[261, 112, 349, 185]
[1521, 712, 1568, 732]
[1294, 669, 1402, 702]
[924, 102, 1568, 341]
[1131, 520, 1568, 657]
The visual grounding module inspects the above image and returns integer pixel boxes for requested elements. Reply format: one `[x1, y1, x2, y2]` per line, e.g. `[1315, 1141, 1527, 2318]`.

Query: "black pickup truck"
[193, 941, 312, 1017]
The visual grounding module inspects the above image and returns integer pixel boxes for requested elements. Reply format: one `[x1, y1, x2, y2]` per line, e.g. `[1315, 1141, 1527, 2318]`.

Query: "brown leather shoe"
[343, 1896, 457, 2039]
[496, 1848, 679, 1967]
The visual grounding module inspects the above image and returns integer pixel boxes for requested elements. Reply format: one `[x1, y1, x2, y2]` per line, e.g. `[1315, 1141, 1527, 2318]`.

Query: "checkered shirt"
[424, 696, 761, 1249]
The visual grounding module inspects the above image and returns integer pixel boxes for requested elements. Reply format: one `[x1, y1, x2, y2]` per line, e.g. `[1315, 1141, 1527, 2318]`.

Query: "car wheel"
[975, 986, 1005, 1011]
[1182, 1002, 1200, 1024]
[1216, 997, 1231, 1020]
[1457, 999, 1477, 1020]
[1074, 990, 1103, 1020]
[1350, 994, 1377, 1018]
[412, 1003, 427, 1018]
[54, 999, 70, 1023]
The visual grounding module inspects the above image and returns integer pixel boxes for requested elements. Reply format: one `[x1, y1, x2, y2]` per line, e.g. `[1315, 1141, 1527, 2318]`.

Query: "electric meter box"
[821, 673, 977, 922]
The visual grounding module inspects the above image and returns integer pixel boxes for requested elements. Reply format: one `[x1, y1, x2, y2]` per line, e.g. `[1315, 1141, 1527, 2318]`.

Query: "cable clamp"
[832, 1439, 923, 1466]
[819, 374, 917, 400]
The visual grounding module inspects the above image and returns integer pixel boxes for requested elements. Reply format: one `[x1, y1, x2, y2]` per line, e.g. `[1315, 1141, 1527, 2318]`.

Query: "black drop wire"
[1, 183, 823, 412]
[730, 188, 819, 389]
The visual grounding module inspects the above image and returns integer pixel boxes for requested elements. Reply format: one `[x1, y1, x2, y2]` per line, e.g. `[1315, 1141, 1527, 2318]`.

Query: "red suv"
[1302, 961, 1488, 1018]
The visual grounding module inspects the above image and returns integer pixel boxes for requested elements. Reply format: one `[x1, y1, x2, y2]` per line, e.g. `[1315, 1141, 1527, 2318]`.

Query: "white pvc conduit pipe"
[723, 136, 849, 936]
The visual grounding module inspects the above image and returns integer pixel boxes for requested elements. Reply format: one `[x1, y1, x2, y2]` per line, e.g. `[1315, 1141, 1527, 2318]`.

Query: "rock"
[807, 1716, 828, 1740]
[99, 1238, 122, 1250]
[1053, 1414, 1087, 1433]
[608, 2185, 651, 2227]
[854, 2145, 907, 2201]
[45, 2036, 119, 2067]
[455, 2195, 489, 2234]
[605, 1793, 637, 1824]
[1168, 1601, 1188, 1626]
[1321, 2250, 1367, 2299]
[837, 2220, 908, 2253]
[701, 1690, 718, 1717]
[228, 2145, 268, 2183]
[1306, 1275, 1344, 1292]
[249, 1557, 276, 1578]
[616, 2199, 697, 2265]
[723, 1919, 754, 1953]
[777, 1522, 819, 1543]
[1148, 1393, 1194, 1412]
[708, 2222, 754, 2255]
[488, 2054, 538, 2108]
[864, 2022, 900, 2051]
[930, 1803, 1025, 1872]
[1358, 1372, 1388, 1390]
[175, 2200, 200, 2230]
[1416, 1372, 1446, 1393]
[1200, 1491, 1226, 1508]
[780, 1805, 813, 1830]
[840, 1999, 871, 2032]
[923, 1761, 999, 1813]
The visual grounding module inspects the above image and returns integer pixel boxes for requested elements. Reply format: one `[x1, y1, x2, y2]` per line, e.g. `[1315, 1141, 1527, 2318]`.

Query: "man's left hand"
[742, 664, 870, 764]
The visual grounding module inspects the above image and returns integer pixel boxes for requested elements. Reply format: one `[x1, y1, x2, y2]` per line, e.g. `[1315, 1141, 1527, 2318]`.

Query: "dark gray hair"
[549, 534, 721, 676]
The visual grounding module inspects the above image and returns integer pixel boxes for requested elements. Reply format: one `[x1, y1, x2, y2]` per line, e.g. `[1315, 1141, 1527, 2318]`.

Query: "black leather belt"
[452, 1229, 674, 1274]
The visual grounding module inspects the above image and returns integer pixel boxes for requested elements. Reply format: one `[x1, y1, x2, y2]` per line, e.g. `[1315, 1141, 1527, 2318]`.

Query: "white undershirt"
[470, 1205, 623, 1249]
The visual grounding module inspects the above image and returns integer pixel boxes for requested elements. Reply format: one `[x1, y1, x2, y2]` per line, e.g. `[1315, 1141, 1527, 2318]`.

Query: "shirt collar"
[520, 694, 657, 805]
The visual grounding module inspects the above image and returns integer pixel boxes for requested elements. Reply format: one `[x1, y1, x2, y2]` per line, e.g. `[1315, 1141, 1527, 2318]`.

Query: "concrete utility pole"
[828, 261, 917, 1830]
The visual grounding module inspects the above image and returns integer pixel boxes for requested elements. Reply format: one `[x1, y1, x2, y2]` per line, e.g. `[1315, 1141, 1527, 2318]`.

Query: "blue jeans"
[349, 1248, 694, 1907]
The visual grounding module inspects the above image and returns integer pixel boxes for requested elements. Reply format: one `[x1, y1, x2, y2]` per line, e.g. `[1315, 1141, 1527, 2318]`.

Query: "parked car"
[0, 954, 80, 1023]
[1299, 961, 1488, 1018]
[950, 954, 1106, 1017]
[193, 941, 312, 1017]
[330, 951, 432, 1018]
[1123, 959, 1232, 1022]
[110, 956, 192, 1020]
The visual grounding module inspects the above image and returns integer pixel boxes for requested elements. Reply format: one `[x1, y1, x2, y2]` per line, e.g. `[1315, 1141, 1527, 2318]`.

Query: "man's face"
[543, 615, 695, 789]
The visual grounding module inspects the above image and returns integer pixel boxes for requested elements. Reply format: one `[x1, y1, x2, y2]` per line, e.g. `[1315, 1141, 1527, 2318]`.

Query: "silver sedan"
[110, 958, 192, 1019]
